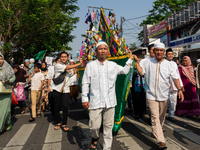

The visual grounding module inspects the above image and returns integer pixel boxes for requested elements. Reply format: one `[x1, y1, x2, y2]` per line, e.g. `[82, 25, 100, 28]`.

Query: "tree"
[129, 42, 138, 51]
[0, 0, 79, 62]
[137, 0, 196, 44]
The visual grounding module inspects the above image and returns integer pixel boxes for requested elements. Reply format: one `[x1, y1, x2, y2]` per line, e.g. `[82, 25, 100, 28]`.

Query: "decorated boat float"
[77, 7, 135, 132]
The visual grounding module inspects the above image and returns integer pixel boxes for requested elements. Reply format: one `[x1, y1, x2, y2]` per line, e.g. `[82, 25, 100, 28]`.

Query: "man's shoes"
[167, 117, 176, 122]
[29, 118, 35, 122]
[128, 109, 133, 113]
[162, 128, 165, 132]
[134, 114, 139, 119]
[158, 142, 167, 149]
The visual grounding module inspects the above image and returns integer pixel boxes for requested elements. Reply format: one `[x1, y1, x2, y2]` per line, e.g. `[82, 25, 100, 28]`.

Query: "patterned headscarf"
[0, 52, 15, 81]
[181, 56, 196, 86]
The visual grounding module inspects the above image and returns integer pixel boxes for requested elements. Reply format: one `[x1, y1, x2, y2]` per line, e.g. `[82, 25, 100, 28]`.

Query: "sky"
[69, 0, 155, 59]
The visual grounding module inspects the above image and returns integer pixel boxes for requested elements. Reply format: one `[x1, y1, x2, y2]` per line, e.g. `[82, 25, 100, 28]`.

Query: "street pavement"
[0, 96, 200, 150]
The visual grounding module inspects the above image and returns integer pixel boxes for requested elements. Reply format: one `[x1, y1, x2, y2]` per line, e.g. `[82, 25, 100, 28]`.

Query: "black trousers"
[48, 92, 54, 118]
[53, 90, 69, 125]
[11, 101, 24, 115]
[24, 87, 31, 108]
[132, 88, 146, 117]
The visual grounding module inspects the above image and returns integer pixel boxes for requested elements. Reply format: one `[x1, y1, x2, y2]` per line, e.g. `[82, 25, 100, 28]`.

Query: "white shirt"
[52, 63, 73, 93]
[139, 56, 150, 69]
[69, 69, 79, 86]
[31, 72, 44, 90]
[46, 66, 54, 92]
[142, 57, 179, 101]
[82, 59, 133, 109]
[169, 60, 183, 91]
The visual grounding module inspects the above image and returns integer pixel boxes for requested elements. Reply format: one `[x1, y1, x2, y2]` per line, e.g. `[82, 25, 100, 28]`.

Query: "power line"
[124, 34, 138, 38]
[123, 32, 139, 35]
[124, 19, 142, 30]
[123, 27, 141, 31]
[125, 15, 149, 21]
[124, 21, 138, 34]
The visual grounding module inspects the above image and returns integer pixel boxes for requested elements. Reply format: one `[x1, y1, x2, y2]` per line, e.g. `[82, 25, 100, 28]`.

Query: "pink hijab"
[181, 56, 196, 86]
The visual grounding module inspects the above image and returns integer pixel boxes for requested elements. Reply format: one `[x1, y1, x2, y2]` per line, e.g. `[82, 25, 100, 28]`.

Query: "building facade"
[143, 0, 200, 61]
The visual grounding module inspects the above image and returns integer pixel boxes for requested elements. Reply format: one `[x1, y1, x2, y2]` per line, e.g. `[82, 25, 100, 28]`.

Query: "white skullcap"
[96, 41, 108, 49]
[30, 58, 35, 64]
[154, 43, 165, 49]
[70, 59, 75, 62]
[196, 59, 200, 64]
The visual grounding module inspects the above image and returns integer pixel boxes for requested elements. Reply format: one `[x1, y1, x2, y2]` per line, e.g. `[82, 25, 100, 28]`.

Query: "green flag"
[33, 50, 47, 60]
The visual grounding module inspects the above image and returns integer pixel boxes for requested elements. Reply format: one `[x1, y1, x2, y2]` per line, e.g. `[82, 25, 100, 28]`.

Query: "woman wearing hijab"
[176, 56, 200, 117]
[11, 65, 26, 116]
[41, 62, 49, 111]
[0, 52, 16, 132]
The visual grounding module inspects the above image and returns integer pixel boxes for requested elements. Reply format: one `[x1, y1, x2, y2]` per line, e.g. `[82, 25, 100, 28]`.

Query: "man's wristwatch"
[178, 89, 183, 92]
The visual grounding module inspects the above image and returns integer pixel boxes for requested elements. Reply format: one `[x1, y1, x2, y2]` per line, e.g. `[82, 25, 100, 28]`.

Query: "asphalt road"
[0, 97, 200, 150]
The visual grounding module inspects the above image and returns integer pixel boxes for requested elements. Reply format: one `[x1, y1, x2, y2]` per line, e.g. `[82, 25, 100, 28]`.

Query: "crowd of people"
[0, 52, 81, 133]
[1, 41, 200, 150]
[131, 43, 200, 149]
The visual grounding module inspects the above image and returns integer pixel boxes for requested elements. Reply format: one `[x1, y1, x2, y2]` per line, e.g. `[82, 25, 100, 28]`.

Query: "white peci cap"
[154, 43, 165, 49]
[70, 59, 75, 62]
[196, 59, 200, 64]
[96, 41, 108, 49]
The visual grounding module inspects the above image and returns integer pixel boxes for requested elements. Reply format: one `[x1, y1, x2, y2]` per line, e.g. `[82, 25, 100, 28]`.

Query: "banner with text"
[148, 21, 166, 38]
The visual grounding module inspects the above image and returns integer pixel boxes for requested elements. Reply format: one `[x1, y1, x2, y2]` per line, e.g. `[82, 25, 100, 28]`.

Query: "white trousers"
[89, 107, 115, 150]
[168, 91, 178, 117]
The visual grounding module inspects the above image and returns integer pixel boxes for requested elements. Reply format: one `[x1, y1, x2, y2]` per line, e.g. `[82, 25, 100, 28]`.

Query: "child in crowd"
[28, 63, 44, 122]
[28, 58, 35, 75]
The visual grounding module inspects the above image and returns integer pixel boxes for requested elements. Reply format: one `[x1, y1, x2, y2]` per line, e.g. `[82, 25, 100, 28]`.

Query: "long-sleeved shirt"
[46, 66, 54, 92]
[169, 60, 183, 91]
[139, 56, 150, 69]
[142, 57, 179, 101]
[81, 59, 133, 110]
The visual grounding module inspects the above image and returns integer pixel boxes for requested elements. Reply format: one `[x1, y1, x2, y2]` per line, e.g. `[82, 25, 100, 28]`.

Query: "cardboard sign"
[45, 56, 53, 66]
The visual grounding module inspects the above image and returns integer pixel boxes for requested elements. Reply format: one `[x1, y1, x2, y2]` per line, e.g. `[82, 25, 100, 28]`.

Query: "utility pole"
[121, 16, 123, 34]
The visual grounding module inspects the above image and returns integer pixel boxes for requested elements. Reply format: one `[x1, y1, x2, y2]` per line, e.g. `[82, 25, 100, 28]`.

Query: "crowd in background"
[128, 44, 200, 121]
[1, 45, 200, 149]
[0, 52, 81, 133]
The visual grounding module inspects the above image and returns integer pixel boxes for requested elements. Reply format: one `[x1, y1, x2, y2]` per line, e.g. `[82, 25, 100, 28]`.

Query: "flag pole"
[42, 49, 47, 61]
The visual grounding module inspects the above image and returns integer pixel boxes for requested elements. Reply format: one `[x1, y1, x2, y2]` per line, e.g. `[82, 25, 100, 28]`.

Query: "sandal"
[29, 117, 35, 122]
[61, 125, 69, 132]
[37, 114, 42, 118]
[54, 124, 61, 130]
[90, 138, 98, 149]
[162, 128, 165, 132]
[6, 124, 12, 131]
[158, 142, 167, 149]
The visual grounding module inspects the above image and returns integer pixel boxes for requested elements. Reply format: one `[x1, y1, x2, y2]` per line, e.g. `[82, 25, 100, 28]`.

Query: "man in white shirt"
[139, 44, 155, 69]
[138, 44, 154, 114]
[133, 43, 184, 150]
[165, 48, 183, 122]
[196, 59, 200, 102]
[82, 41, 133, 150]
[52, 52, 82, 132]
[46, 57, 60, 120]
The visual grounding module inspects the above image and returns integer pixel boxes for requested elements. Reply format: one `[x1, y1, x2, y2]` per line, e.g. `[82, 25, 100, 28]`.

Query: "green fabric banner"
[33, 50, 47, 60]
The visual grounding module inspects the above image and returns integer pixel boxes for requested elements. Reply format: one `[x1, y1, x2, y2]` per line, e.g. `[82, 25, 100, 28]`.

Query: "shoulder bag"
[52, 71, 67, 85]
